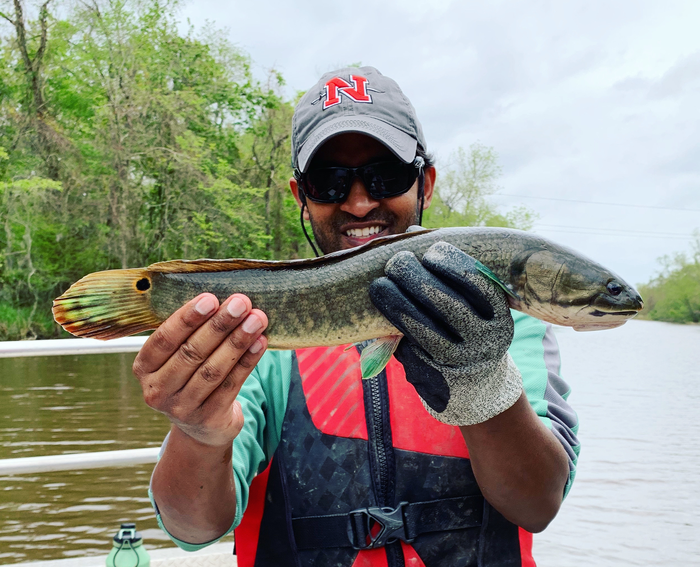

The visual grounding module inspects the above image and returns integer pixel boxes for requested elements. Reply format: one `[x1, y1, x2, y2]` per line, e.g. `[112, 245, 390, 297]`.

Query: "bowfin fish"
[53, 227, 644, 376]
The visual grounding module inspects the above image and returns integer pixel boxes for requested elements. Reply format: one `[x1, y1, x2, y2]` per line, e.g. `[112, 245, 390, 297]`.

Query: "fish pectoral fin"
[474, 260, 521, 301]
[360, 335, 403, 379]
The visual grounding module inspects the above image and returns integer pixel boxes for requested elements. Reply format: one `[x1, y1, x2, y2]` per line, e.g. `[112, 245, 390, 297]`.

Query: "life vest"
[235, 345, 535, 567]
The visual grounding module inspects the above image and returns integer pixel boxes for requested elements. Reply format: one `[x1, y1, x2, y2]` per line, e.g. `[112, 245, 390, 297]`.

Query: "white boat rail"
[0, 447, 160, 475]
[0, 336, 148, 358]
[1, 338, 157, 476]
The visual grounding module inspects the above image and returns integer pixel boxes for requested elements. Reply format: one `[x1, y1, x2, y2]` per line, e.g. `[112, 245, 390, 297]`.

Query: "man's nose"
[339, 177, 380, 217]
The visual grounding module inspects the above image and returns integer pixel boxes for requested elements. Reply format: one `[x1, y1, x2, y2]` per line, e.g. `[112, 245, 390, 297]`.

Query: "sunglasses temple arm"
[300, 200, 320, 257]
[417, 170, 425, 226]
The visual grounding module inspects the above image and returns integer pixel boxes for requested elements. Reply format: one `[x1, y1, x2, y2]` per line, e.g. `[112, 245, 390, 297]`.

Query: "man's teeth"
[345, 226, 383, 238]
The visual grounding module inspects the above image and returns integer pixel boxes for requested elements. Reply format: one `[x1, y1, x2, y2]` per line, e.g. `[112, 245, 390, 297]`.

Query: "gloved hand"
[368, 241, 522, 426]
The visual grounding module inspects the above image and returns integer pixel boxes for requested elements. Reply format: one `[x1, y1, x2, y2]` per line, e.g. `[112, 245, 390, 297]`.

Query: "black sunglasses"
[296, 157, 424, 204]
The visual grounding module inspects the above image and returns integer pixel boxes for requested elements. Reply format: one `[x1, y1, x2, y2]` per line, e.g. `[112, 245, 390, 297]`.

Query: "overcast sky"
[180, 0, 700, 287]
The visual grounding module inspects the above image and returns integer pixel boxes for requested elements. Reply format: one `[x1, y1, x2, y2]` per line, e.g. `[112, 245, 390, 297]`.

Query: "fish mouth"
[571, 301, 643, 331]
[588, 309, 641, 318]
[587, 289, 644, 317]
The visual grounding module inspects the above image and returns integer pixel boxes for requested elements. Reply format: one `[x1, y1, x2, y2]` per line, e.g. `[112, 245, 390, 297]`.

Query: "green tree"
[0, 0, 306, 339]
[424, 143, 536, 230]
[236, 72, 306, 259]
[638, 232, 700, 324]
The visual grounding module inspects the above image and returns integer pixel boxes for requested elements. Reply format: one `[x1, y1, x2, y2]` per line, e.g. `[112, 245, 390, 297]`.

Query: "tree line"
[0, 0, 305, 339]
[637, 233, 700, 324]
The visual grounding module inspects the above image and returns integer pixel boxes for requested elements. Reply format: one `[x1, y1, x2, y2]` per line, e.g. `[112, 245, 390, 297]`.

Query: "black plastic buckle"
[347, 502, 413, 549]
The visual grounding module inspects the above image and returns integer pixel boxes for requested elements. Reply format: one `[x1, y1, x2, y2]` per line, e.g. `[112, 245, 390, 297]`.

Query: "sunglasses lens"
[363, 162, 416, 199]
[304, 169, 350, 203]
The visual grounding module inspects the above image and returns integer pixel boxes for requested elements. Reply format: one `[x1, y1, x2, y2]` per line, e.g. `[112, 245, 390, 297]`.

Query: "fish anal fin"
[360, 335, 403, 379]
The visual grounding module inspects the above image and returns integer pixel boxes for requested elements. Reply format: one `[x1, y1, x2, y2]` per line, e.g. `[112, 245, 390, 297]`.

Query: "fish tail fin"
[52, 269, 161, 340]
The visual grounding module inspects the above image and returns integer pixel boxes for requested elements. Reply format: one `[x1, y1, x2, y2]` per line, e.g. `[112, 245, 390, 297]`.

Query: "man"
[136, 66, 579, 567]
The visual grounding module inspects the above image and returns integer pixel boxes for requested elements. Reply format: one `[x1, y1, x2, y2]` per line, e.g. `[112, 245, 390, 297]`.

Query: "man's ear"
[422, 166, 436, 210]
[289, 177, 310, 221]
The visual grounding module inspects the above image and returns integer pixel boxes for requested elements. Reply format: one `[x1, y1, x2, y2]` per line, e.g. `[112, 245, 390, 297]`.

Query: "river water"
[1, 320, 698, 565]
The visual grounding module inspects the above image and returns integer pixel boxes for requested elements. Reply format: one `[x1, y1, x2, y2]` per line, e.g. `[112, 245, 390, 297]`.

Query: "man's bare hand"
[133, 293, 268, 448]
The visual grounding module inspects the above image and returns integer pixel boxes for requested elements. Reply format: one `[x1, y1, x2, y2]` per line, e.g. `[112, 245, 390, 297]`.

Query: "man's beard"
[308, 204, 422, 255]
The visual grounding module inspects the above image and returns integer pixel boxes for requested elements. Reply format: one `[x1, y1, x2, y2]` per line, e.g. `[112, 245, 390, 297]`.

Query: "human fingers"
[133, 293, 221, 377]
[151, 294, 254, 396]
[177, 308, 268, 405]
[192, 333, 270, 442]
[166, 313, 268, 447]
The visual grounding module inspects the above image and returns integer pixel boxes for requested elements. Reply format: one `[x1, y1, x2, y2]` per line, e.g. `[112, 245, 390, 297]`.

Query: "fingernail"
[227, 297, 247, 318]
[195, 295, 217, 315]
[248, 339, 264, 354]
[242, 314, 262, 334]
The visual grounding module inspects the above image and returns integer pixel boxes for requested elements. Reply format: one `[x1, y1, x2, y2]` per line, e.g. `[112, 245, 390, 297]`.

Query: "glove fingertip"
[369, 276, 396, 302]
[423, 241, 478, 276]
[385, 250, 419, 276]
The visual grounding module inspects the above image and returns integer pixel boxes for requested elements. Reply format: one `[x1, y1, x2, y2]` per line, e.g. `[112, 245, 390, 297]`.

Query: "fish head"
[508, 247, 644, 330]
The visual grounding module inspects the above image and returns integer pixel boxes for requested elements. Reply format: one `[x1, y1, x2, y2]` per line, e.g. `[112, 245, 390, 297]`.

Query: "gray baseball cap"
[292, 66, 427, 173]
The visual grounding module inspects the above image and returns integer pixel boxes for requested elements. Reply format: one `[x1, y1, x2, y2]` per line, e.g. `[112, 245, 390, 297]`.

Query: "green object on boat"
[106, 523, 150, 567]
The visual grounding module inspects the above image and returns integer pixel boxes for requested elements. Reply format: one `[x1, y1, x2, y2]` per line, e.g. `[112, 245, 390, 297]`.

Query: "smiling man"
[290, 132, 434, 253]
[138, 66, 580, 567]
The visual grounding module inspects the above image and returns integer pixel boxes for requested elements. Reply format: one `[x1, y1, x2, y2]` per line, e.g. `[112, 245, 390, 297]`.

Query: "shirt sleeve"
[508, 311, 581, 499]
[148, 349, 292, 551]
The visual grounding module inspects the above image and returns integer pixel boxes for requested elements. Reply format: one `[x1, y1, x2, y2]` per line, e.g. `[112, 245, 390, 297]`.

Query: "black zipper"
[360, 348, 403, 567]
[365, 373, 393, 504]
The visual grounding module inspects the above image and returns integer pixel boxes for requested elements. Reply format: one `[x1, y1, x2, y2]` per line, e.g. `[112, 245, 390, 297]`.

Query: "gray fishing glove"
[368, 241, 522, 426]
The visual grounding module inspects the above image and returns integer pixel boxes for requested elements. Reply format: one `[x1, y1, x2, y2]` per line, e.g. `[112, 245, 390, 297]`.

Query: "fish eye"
[606, 281, 623, 296]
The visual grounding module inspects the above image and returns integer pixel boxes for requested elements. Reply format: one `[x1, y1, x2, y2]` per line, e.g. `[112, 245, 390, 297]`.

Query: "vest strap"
[292, 495, 483, 550]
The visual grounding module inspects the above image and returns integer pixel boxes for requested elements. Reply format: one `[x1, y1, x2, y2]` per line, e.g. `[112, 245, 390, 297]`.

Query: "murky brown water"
[0, 353, 171, 564]
[1, 320, 699, 565]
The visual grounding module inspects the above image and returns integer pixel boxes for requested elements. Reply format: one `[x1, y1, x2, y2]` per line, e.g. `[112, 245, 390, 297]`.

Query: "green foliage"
[638, 232, 700, 324]
[0, 0, 306, 339]
[423, 143, 536, 230]
[0, 301, 64, 340]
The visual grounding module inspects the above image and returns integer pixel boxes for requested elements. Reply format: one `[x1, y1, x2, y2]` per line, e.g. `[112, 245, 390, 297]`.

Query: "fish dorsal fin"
[147, 258, 300, 273]
[147, 228, 436, 273]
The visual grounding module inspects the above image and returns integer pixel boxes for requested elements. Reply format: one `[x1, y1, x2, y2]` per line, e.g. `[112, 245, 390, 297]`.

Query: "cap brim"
[297, 115, 418, 172]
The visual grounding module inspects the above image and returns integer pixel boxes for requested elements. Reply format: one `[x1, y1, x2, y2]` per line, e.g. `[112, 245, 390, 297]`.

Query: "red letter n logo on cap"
[323, 75, 372, 109]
